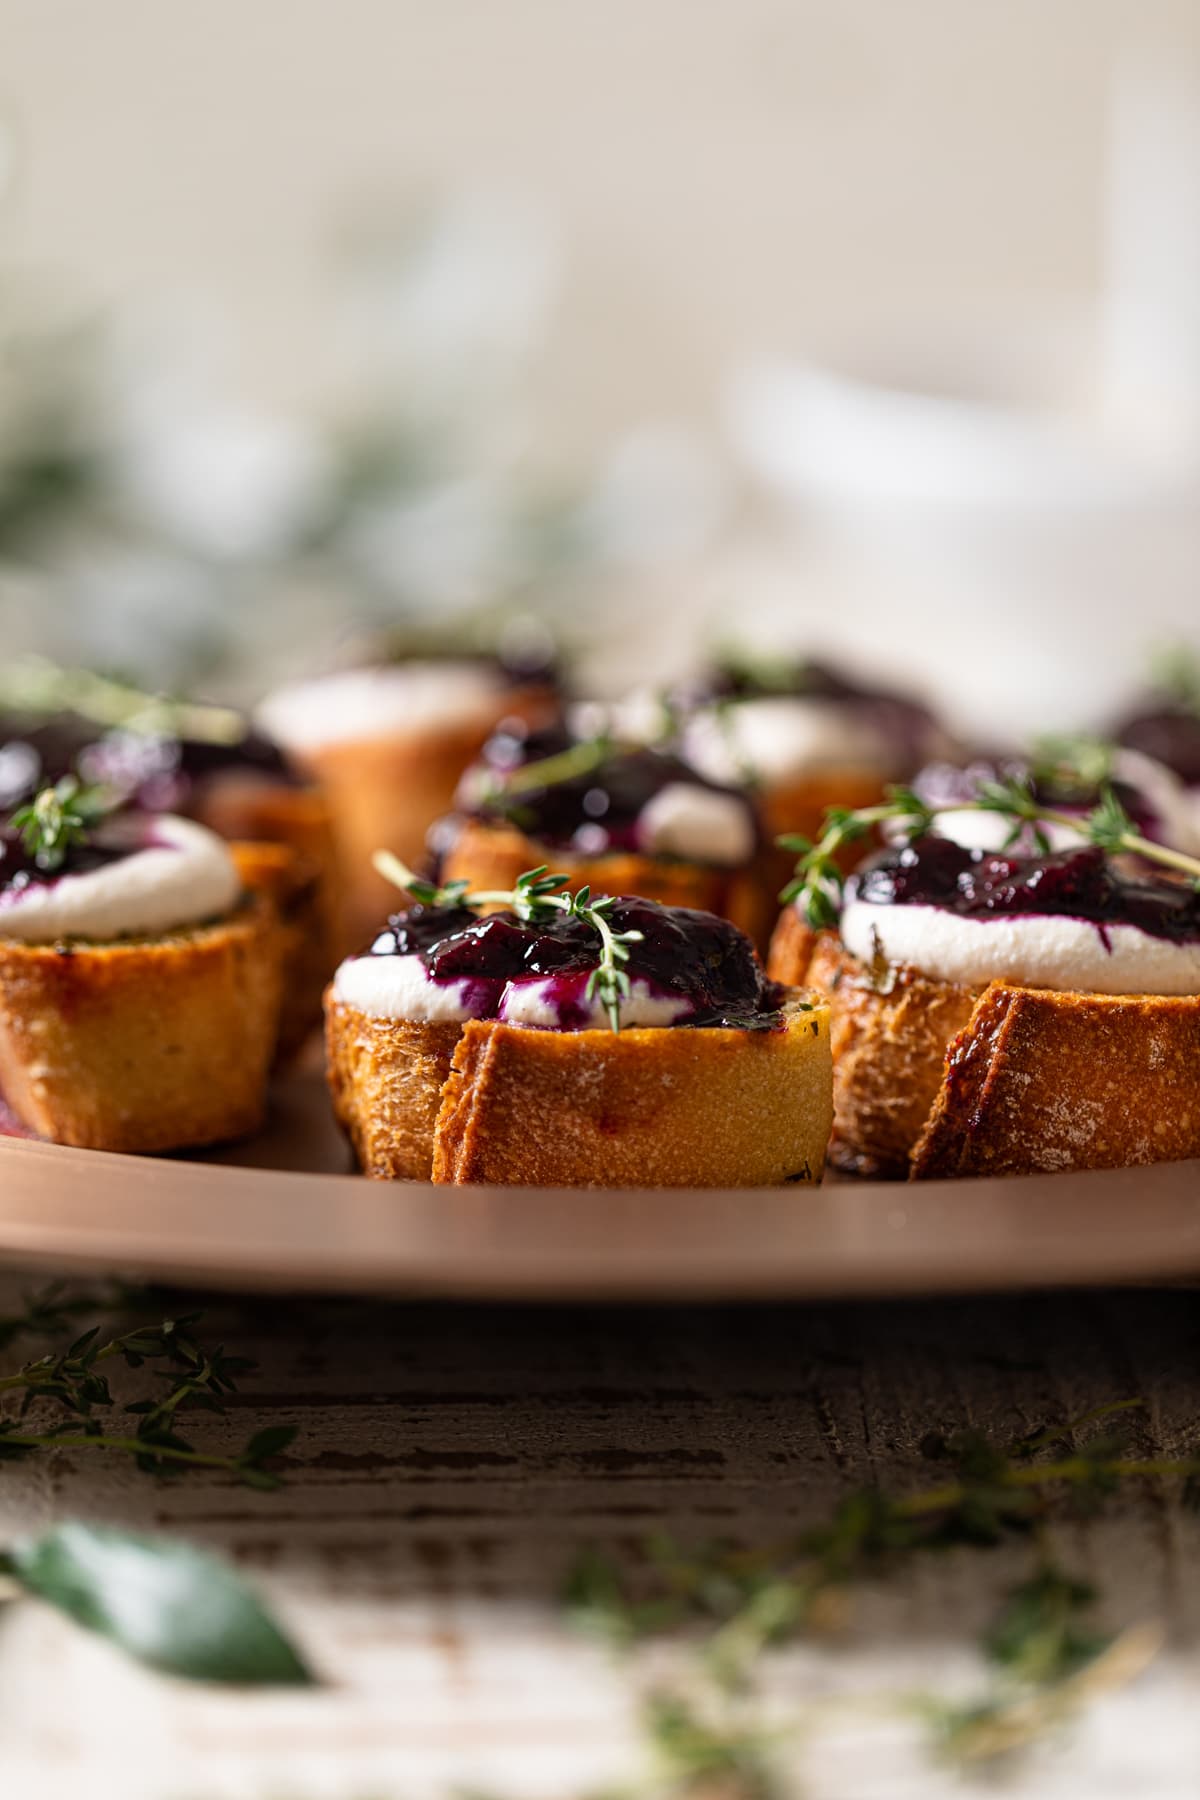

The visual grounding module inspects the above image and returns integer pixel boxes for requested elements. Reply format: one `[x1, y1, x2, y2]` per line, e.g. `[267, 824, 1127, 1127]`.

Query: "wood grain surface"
[0, 1272, 1197, 1798]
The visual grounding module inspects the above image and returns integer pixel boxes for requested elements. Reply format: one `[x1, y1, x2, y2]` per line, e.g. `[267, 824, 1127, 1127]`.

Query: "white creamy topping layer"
[331, 952, 692, 1028]
[683, 697, 896, 786]
[256, 661, 509, 751]
[0, 816, 241, 943]
[636, 781, 755, 866]
[839, 898, 1200, 996]
[913, 750, 1200, 857]
[332, 952, 484, 1022]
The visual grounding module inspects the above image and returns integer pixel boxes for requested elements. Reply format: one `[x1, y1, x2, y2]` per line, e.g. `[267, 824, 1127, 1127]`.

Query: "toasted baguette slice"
[289, 683, 558, 942]
[326, 992, 832, 1187]
[441, 818, 770, 948]
[768, 910, 976, 1176]
[325, 1010, 463, 1180]
[769, 907, 1200, 1179]
[912, 984, 1200, 1178]
[0, 901, 282, 1152]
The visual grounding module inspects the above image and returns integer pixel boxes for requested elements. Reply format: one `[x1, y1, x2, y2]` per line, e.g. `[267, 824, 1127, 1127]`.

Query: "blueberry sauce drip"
[1115, 706, 1200, 788]
[0, 710, 296, 816]
[366, 897, 785, 1029]
[454, 720, 757, 858]
[849, 837, 1200, 945]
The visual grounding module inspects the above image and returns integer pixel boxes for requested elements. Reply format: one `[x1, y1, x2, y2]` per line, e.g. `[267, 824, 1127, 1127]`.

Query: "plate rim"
[2, 1135, 1200, 1300]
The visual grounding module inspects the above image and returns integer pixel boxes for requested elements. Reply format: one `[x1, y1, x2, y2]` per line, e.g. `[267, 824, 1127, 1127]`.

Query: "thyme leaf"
[7, 775, 108, 872]
[779, 773, 1200, 927]
[372, 855, 643, 1033]
[0, 1285, 294, 1488]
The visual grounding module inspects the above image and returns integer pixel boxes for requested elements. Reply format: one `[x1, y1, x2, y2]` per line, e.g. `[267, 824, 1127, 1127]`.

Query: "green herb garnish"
[0, 1285, 294, 1487]
[0, 658, 245, 745]
[373, 855, 644, 1033]
[779, 770, 1200, 929]
[7, 775, 108, 873]
[563, 1398, 1189, 1784]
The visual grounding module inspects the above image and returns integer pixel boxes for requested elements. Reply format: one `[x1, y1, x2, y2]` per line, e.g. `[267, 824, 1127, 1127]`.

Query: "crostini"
[0, 668, 339, 1047]
[0, 783, 282, 1151]
[326, 870, 832, 1187]
[431, 719, 771, 945]
[769, 786, 1200, 1179]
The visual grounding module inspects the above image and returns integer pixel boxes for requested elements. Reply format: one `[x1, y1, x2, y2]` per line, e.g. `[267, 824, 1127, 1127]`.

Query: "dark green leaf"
[7, 1523, 314, 1685]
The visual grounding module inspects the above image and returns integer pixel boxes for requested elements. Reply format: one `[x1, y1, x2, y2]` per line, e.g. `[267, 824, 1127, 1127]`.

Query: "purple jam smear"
[446, 720, 757, 860]
[1115, 706, 1200, 789]
[849, 837, 1200, 945]
[0, 709, 297, 818]
[367, 896, 785, 1029]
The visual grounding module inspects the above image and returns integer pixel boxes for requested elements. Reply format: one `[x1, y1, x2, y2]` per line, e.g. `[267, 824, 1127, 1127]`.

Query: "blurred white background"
[2, 0, 1200, 730]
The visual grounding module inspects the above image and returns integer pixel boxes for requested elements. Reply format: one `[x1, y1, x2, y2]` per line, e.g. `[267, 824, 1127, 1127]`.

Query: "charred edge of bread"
[911, 983, 1200, 1179]
[440, 818, 771, 948]
[0, 899, 283, 1152]
[769, 920, 978, 1179]
[196, 775, 345, 969]
[433, 1001, 831, 1187]
[324, 1001, 462, 1180]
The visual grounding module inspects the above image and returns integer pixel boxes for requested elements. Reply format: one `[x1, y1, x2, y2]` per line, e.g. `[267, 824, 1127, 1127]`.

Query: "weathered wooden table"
[0, 1275, 1197, 1799]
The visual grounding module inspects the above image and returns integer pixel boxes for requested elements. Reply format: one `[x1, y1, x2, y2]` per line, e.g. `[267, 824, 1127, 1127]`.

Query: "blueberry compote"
[849, 837, 1200, 947]
[0, 709, 296, 817]
[366, 897, 785, 1030]
[445, 720, 756, 859]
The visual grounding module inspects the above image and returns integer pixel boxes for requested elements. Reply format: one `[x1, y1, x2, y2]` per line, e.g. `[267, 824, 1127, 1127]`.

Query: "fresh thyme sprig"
[563, 1398, 1190, 1789]
[484, 733, 613, 799]
[0, 657, 245, 745]
[7, 775, 109, 873]
[779, 772, 1200, 928]
[373, 854, 644, 1032]
[0, 1286, 294, 1488]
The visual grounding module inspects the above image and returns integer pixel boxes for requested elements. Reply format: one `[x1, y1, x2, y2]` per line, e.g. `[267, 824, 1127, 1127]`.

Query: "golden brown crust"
[288, 683, 559, 943]
[325, 993, 832, 1187]
[441, 818, 771, 948]
[437, 999, 830, 1186]
[782, 928, 977, 1177]
[324, 1002, 462, 1180]
[778, 913, 1200, 1179]
[0, 903, 282, 1152]
[765, 904, 819, 987]
[912, 984, 1200, 1178]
